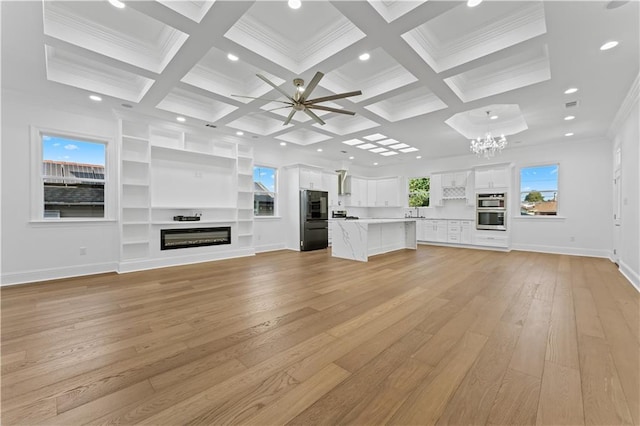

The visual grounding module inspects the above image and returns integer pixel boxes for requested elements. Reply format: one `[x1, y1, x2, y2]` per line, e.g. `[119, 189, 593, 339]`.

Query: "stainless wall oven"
[477, 193, 506, 230]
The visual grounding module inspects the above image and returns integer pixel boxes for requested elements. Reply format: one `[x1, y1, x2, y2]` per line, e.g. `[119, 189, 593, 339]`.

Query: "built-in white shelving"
[118, 119, 255, 271]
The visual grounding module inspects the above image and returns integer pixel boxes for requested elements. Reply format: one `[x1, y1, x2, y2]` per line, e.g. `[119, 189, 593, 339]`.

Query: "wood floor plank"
[536, 361, 585, 425]
[487, 368, 541, 426]
[388, 331, 488, 425]
[1, 248, 637, 425]
[509, 297, 553, 378]
[578, 334, 634, 425]
[436, 321, 522, 425]
[244, 363, 350, 425]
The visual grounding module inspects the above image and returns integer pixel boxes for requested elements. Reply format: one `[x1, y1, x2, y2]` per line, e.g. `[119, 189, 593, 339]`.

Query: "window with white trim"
[253, 165, 277, 216]
[408, 177, 430, 207]
[520, 164, 558, 216]
[33, 129, 110, 220]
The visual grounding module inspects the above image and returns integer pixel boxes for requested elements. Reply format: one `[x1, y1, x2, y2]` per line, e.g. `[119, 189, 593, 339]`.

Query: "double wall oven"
[476, 193, 506, 231]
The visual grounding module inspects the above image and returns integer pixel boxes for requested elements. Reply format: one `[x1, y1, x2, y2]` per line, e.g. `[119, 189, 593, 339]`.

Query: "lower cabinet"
[419, 219, 473, 245]
[474, 232, 508, 248]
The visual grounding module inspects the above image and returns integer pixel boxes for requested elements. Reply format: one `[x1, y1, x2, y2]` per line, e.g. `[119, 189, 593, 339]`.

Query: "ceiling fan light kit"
[233, 71, 362, 126]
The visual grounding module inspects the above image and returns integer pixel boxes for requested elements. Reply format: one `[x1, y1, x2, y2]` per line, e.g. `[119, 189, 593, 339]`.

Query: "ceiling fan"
[232, 71, 362, 125]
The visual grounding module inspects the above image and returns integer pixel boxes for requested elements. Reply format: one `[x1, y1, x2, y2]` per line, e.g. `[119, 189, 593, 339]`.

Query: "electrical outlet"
[79, 247, 87, 255]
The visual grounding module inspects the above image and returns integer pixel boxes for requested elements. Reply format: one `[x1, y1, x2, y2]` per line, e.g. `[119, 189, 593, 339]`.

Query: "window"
[41, 134, 106, 218]
[520, 164, 558, 216]
[253, 166, 277, 216]
[408, 177, 430, 207]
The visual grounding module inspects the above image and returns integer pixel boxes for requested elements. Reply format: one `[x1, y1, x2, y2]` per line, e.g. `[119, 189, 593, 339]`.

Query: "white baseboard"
[619, 260, 640, 293]
[1, 262, 118, 286]
[254, 243, 287, 254]
[510, 243, 611, 259]
[118, 248, 255, 273]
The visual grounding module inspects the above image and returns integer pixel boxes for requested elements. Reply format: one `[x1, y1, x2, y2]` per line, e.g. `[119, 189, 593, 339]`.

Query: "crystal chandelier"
[470, 111, 507, 158]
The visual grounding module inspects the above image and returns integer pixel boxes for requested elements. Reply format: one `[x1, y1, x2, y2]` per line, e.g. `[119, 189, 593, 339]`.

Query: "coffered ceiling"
[2, 1, 638, 167]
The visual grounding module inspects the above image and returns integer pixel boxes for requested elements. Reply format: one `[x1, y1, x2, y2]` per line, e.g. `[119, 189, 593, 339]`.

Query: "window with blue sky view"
[520, 164, 558, 216]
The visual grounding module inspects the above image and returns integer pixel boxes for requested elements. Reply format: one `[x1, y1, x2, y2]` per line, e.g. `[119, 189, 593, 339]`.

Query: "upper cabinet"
[430, 174, 443, 207]
[374, 177, 401, 207]
[299, 167, 323, 190]
[322, 172, 339, 206]
[474, 166, 510, 190]
[441, 172, 468, 188]
[345, 176, 401, 207]
[348, 177, 368, 207]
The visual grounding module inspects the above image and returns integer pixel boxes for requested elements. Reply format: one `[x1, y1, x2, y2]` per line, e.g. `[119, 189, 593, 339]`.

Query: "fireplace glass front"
[160, 227, 231, 250]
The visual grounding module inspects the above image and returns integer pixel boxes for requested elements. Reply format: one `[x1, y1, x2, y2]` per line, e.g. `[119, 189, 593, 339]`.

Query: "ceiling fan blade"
[282, 109, 296, 126]
[306, 105, 355, 115]
[305, 90, 362, 104]
[303, 108, 326, 125]
[231, 94, 292, 104]
[299, 71, 324, 103]
[256, 74, 295, 102]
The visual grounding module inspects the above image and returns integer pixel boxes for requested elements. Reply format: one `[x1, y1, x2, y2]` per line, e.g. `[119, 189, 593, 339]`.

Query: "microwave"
[477, 210, 506, 231]
[477, 193, 506, 209]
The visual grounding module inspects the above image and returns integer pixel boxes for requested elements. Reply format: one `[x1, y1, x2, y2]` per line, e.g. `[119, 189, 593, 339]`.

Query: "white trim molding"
[1, 261, 118, 286]
[117, 248, 255, 273]
[619, 260, 640, 293]
[607, 73, 640, 138]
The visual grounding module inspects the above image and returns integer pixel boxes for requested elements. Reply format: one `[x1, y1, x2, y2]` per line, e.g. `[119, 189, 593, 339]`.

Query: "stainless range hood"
[336, 170, 351, 195]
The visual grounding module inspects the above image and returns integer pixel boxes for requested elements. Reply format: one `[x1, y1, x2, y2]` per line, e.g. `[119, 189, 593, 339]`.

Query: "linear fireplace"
[160, 227, 231, 250]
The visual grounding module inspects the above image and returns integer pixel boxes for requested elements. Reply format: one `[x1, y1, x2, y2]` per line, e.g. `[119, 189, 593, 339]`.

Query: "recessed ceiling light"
[600, 41, 619, 51]
[349, 156, 354, 160]
[227, 53, 239, 61]
[416, 156, 422, 159]
[565, 132, 574, 137]
[89, 95, 102, 102]
[467, 0, 483, 7]
[356, 143, 377, 150]
[373, 162, 378, 166]
[108, 0, 125, 9]
[317, 148, 323, 152]
[490, 115, 498, 120]
[564, 115, 575, 121]
[359, 53, 370, 61]
[564, 87, 578, 94]
[363, 133, 386, 141]
[176, 116, 186, 122]
[288, 0, 301, 9]
[279, 142, 287, 146]
[236, 131, 244, 136]
[380, 151, 399, 156]
[389, 143, 410, 149]
[369, 147, 388, 153]
[342, 138, 363, 146]
[399, 147, 419, 153]
[377, 139, 399, 146]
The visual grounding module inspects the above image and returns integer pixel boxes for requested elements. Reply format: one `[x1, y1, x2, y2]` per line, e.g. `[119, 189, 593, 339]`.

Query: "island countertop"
[331, 219, 417, 262]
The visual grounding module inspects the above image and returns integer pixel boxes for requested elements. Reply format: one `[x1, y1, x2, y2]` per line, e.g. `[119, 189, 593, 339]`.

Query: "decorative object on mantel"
[232, 72, 362, 126]
[470, 111, 508, 158]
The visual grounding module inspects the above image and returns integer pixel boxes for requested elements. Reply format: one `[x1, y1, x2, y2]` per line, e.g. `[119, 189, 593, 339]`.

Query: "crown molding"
[607, 73, 640, 138]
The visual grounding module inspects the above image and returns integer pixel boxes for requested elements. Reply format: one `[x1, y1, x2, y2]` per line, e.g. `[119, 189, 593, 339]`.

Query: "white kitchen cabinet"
[367, 180, 378, 206]
[441, 172, 468, 188]
[299, 167, 324, 190]
[430, 174, 443, 207]
[348, 177, 368, 207]
[424, 219, 447, 242]
[376, 177, 400, 207]
[475, 166, 510, 190]
[460, 220, 472, 244]
[323, 172, 338, 206]
[474, 232, 508, 248]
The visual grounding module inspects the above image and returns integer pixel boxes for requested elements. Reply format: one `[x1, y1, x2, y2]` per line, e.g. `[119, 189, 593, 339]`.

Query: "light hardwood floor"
[1, 246, 638, 425]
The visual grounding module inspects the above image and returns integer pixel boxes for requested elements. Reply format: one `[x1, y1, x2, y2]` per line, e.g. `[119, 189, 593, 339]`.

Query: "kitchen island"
[331, 218, 417, 262]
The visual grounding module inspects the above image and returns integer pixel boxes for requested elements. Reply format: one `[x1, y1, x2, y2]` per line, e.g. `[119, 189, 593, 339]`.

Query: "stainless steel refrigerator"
[300, 189, 328, 251]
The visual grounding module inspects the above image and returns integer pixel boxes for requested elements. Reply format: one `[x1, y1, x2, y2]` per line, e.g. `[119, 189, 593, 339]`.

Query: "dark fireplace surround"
[161, 227, 231, 250]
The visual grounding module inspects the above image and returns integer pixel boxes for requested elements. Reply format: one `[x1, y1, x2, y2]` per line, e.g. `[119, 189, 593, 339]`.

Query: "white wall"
[611, 93, 639, 290]
[377, 137, 614, 259]
[1, 92, 119, 285]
